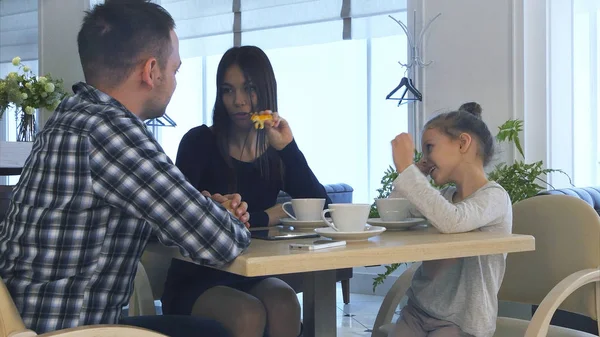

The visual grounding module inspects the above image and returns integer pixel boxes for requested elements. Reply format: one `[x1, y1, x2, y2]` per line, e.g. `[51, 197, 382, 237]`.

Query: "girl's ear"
[458, 133, 472, 154]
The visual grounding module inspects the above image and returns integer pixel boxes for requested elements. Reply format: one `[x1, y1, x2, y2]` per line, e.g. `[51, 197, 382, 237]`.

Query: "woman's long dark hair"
[212, 45, 283, 193]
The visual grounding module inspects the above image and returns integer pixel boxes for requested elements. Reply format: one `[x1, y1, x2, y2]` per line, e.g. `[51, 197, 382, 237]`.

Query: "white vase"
[15, 108, 37, 142]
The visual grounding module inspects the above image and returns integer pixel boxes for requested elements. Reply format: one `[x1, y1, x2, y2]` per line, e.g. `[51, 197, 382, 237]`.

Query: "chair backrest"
[499, 195, 600, 320]
[0, 185, 14, 222]
[0, 276, 34, 336]
[139, 250, 172, 300]
[129, 250, 173, 316]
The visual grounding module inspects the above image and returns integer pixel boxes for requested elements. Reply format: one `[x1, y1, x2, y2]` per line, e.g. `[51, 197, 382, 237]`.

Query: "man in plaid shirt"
[0, 1, 250, 336]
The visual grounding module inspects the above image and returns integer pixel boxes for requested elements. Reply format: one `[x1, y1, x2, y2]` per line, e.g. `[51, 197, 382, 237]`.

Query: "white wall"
[38, 0, 89, 127]
[410, 0, 522, 165]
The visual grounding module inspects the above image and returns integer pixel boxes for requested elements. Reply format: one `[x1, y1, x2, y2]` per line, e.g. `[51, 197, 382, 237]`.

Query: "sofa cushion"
[276, 183, 354, 205]
[538, 187, 600, 216]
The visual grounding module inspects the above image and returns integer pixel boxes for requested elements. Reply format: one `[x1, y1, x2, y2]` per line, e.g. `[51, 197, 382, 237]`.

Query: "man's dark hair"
[77, 0, 175, 88]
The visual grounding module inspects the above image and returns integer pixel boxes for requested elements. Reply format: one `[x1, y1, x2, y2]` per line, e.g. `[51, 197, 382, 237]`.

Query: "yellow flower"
[41, 92, 48, 98]
[11, 57, 21, 66]
[21, 93, 28, 100]
[38, 76, 47, 83]
[24, 106, 35, 115]
[25, 82, 32, 89]
[44, 83, 55, 93]
[23, 66, 30, 72]
[7, 72, 18, 80]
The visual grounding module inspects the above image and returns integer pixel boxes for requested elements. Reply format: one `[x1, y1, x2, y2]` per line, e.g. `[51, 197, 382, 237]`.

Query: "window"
[548, 0, 599, 187]
[0, 0, 38, 185]
[155, 1, 409, 203]
[572, 0, 599, 186]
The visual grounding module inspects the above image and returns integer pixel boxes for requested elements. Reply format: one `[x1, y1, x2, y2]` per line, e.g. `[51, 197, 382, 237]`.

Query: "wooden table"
[147, 226, 535, 337]
[0, 167, 22, 176]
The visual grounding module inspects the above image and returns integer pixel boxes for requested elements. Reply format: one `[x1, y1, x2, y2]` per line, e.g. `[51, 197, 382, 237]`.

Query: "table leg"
[302, 270, 337, 337]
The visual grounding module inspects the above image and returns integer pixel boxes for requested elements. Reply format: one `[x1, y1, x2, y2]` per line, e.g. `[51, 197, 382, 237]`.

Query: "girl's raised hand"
[391, 133, 416, 173]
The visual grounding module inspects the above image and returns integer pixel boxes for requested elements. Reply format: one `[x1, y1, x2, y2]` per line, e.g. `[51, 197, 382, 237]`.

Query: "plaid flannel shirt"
[0, 82, 251, 333]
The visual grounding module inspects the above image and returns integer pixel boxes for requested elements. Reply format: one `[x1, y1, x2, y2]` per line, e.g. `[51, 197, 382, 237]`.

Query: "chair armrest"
[525, 268, 600, 337]
[38, 325, 167, 336]
[8, 330, 36, 337]
[128, 262, 157, 316]
[371, 262, 421, 337]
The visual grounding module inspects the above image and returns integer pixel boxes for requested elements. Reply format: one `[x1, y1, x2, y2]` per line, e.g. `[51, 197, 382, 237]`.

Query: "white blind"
[350, 0, 406, 17]
[0, 0, 38, 63]
[162, 0, 407, 56]
[241, 0, 342, 31]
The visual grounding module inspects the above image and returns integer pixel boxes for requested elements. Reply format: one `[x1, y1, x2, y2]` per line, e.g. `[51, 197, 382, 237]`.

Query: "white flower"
[41, 92, 48, 98]
[25, 82, 33, 89]
[38, 76, 47, 83]
[23, 66, 30, 72]
[11, 57, 21, 66]
[44, 83, 55, 93]
[21, 93, 28, 100]
[7, 72, 18, 80]
[24, 106, 35, 115]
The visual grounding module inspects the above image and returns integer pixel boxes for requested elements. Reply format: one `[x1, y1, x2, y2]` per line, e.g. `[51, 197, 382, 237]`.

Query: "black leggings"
[120, 315, 231, 337]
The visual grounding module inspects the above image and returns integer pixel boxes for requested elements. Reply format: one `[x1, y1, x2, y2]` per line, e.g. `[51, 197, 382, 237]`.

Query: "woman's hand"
[202, 191, 250, 228]
[265, 204, 288, 227]
[263, 111, 294, 150]
[391, 133, 416, 173]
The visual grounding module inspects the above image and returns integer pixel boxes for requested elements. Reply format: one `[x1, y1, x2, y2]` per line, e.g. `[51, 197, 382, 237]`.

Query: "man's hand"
[201, 191, 251, 228]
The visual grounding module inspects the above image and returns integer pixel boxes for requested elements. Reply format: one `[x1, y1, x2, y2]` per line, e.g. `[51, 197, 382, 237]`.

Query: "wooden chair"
[373, 195, 600, 337]
[0, 276, 167, 337]
[129, 250, 172, 316]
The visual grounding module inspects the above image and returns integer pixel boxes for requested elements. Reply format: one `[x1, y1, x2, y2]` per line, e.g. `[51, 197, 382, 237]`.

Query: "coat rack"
[386, 11, 441, 106]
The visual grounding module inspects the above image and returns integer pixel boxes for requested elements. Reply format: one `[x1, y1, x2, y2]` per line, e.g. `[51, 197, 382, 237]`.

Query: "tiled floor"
[297, 284, 400, 337]
[142, 284, 396, 336]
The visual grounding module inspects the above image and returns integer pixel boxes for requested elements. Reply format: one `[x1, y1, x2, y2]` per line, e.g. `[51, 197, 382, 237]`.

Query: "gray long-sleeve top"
[391, 164, 512, 337]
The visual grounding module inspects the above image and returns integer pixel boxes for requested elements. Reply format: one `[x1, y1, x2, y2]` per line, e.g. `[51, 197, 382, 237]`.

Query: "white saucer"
[314, 225, 386, 241]
[280, 217, 329, 229]
[366, 218, 427, 230]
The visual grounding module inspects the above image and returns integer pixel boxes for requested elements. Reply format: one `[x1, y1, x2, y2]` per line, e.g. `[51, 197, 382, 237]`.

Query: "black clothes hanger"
[386, 77, 422, 106]
[145, 113, 177, 127]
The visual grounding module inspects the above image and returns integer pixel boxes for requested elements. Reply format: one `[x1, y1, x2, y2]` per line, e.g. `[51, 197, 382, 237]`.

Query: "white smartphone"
[289, 240, 346, 251]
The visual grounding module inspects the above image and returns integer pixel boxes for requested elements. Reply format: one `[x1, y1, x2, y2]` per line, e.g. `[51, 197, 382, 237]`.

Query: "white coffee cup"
[375, 198, 411, 221]
[282, 198, 326, 221]
[321, 203, 370, 232]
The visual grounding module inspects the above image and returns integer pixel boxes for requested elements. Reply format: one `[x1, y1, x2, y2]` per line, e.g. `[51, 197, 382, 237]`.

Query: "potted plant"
[0, 56, 67, 142]
[371, 119, 570, 291]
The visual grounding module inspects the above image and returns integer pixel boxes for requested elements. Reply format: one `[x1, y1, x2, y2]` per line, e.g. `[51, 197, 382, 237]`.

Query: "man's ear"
[458, 133, 472, 153]
[141, 57, 159, 90]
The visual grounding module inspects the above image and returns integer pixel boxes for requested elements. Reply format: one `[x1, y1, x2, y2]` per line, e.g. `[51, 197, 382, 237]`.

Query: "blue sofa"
[275, 183, 354, 304]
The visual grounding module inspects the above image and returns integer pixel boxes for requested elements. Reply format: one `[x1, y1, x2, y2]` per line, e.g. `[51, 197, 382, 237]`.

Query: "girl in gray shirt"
[388, 102, 512, 337]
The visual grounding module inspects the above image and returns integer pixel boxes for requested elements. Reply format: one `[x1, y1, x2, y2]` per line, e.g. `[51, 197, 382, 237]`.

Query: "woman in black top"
[161, 46, 330, 337]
